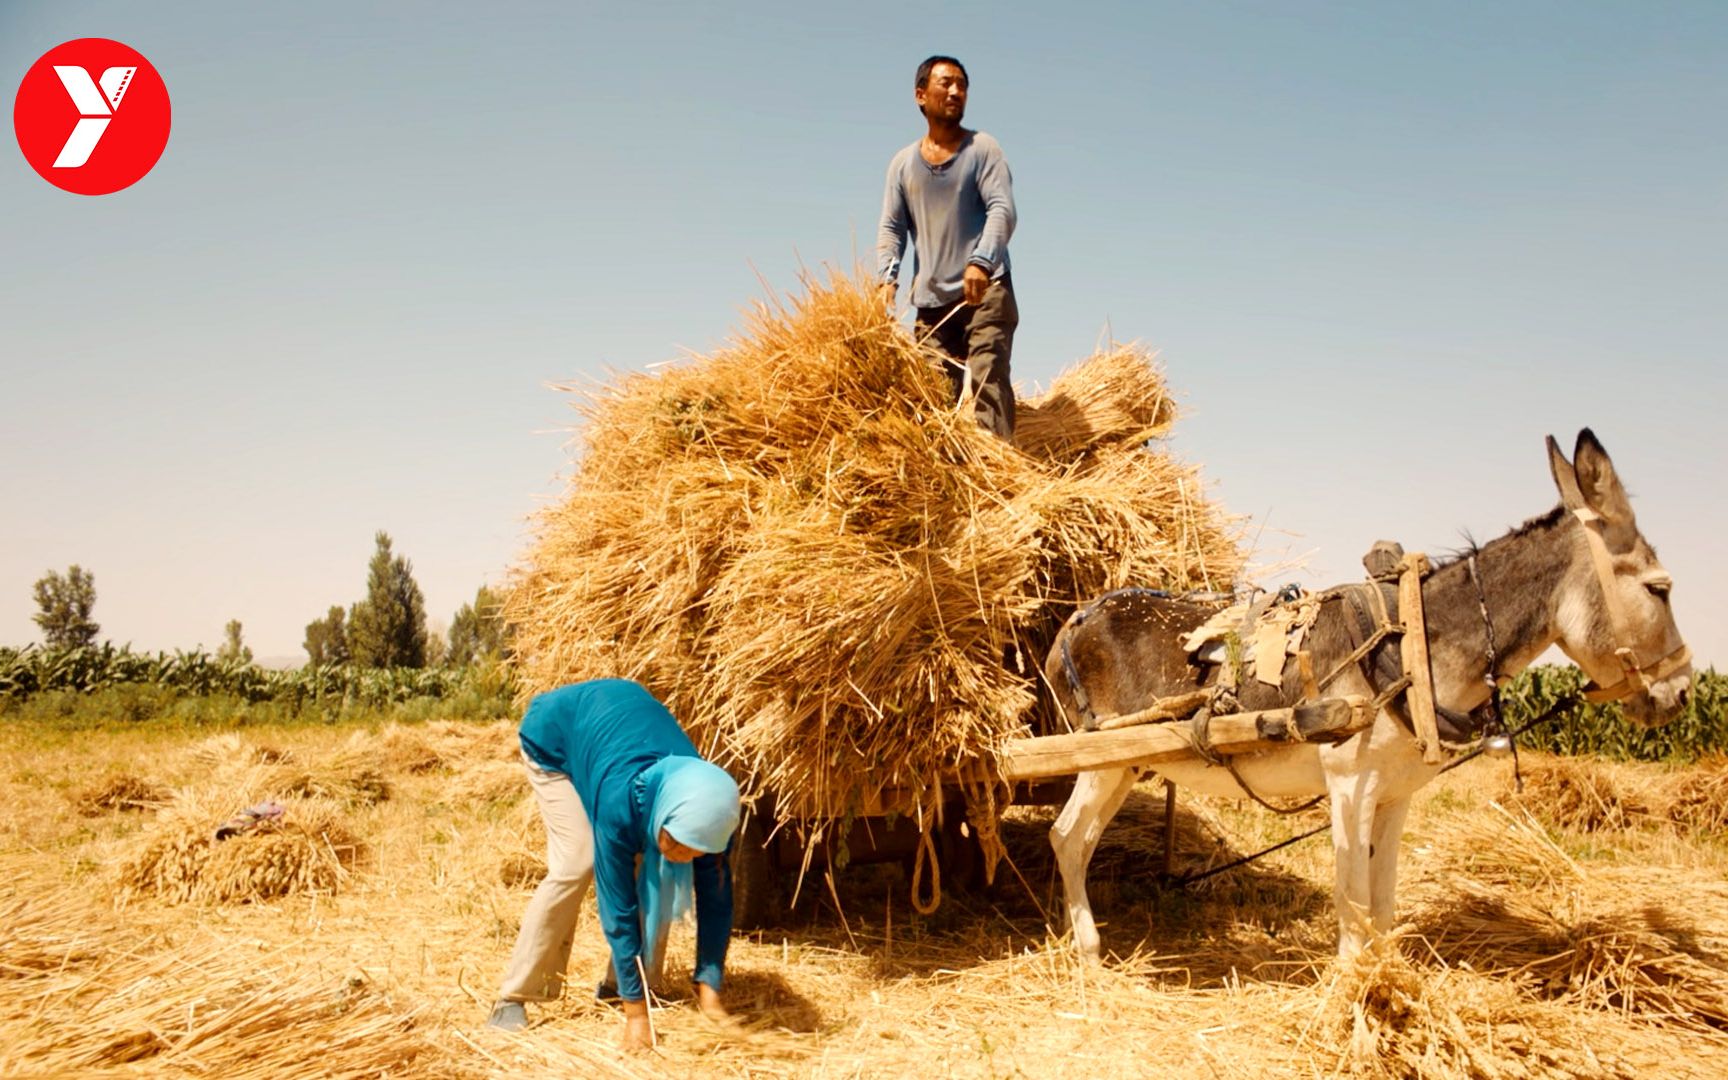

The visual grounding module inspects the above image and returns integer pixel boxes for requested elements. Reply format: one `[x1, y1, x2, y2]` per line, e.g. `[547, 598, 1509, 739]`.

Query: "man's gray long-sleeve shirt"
[876, 131, 1016, 310]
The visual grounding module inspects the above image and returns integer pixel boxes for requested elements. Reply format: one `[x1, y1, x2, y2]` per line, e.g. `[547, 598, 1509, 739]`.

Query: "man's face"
[917, 63, 968, 123]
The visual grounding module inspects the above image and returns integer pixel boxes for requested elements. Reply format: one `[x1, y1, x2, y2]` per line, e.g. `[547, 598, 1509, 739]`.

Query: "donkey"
[1046, 430, 1693, 961]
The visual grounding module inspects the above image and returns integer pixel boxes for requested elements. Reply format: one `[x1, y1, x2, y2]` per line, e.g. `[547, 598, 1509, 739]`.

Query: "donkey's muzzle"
[1620, 667, 1694, 729]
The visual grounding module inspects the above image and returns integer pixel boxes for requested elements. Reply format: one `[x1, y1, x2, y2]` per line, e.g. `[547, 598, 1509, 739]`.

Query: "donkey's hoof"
[1072, 935, 1104, 965]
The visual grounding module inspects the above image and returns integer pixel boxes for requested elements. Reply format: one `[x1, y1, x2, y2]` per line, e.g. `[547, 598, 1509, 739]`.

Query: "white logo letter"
[51, 65, 135, 168]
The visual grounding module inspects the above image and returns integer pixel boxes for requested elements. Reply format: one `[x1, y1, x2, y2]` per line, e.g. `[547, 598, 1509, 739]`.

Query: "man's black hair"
[915, 55, 968, 91]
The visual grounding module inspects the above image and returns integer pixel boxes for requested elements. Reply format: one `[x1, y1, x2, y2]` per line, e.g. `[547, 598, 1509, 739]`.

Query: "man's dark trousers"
[915, 275, 1019, 441]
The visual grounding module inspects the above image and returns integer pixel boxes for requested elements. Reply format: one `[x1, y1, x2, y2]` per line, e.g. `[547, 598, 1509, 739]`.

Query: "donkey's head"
[1547, 429, 1692, 727]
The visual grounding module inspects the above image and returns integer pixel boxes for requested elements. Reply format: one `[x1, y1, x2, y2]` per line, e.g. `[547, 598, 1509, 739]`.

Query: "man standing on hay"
[877, 55, 1020, 440]
[487, 679, 742, 1050]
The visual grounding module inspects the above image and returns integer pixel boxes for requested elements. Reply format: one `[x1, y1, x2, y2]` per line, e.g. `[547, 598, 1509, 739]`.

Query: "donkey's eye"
[1645, 580, 1672, 601]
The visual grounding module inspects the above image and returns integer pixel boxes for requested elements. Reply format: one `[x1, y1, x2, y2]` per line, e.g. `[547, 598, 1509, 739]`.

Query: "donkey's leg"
[1366, 796, 1412, 935]
[1327, 778, 1380, 959]
[1050, 766, 1140, 962]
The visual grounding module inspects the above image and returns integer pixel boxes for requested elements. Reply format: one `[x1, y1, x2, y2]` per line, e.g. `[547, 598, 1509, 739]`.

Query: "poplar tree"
[447, 584, 508, 666]
[347, 532, 429, 668]
[303, 605, 349, 666]
[217, 619, 252, 663]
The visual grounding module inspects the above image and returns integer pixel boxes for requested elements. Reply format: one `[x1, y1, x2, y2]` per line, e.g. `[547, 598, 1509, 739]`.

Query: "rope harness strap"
[1174, 691, 1584, 887]
[1195, 554, 1441, 812]
[1338, 574, 1494, 749]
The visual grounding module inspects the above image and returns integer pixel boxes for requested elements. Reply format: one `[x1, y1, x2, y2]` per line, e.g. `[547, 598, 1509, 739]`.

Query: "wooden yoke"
[1397, 552, 1443, 764]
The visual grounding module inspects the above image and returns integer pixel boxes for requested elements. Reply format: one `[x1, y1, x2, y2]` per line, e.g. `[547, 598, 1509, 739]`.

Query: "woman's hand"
[695, 981, 729, 1021]
[620, 999, 653, 1050]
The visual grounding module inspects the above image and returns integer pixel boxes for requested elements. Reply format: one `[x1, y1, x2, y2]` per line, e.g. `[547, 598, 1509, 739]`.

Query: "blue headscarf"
[638, 757, 741, 976]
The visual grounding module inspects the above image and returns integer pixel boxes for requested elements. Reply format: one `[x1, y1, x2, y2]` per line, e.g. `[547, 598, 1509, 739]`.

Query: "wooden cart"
[731, 694, 1373, 926]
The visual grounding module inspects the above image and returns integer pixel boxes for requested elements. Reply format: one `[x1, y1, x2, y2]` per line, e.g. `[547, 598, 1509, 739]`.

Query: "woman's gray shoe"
[487, 1000, 527, 1031]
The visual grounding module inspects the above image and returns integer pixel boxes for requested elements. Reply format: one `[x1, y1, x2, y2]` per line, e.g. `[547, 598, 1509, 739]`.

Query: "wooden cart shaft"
[998, 694, 1371, 781]
[856, 695, 1373, 816]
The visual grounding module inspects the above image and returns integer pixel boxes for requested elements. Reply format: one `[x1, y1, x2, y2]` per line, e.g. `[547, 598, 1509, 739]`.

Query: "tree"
[217, 619, 253, 664]
[32, 565, 99, 649]
[303, 605, 350, 666]
[446, 584, 508, 667]
[424, 621, 449, 668]
[347, 531, 429, 668]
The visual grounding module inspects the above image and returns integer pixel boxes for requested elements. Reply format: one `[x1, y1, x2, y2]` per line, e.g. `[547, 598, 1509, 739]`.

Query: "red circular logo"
[14, 38, 171, 196]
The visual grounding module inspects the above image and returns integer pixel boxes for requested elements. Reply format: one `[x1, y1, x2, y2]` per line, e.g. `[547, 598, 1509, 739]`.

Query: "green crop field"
[1500, 664, 1727, 762]
[0, 643, 516, 732]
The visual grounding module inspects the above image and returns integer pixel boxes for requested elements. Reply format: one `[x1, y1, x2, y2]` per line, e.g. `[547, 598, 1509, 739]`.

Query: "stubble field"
[4, 715, 1727, 1079]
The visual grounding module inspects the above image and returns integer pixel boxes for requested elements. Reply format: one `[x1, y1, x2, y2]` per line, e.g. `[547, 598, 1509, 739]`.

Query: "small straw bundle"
[73, 771, 168, 816]
[449, 757, 528, 805]
[1512, 757, 1655, 832]
[378, 724, 446, 774]
[186, 732, 295, 769]
[427, 717, 519, 764]
[506, 272, 1243, 827]
[1661, 753, 1728, 834]
[498, 850, 546, 888]
[1412, 802, 1728, 1031]
[1512, 754, 1728, 838]
[184, 731, 394, 807]
[378, 718, 518, 776]
[117, 789, 362, 905]
[1307, 933, 1627, 1079]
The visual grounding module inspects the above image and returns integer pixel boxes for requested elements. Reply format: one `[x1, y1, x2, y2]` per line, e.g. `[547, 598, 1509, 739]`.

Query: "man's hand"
[695, 981, 729, 1021]
[962, 263, 989, 305]
[620, 999, 653, 1051]
[876, 280, 897, 313]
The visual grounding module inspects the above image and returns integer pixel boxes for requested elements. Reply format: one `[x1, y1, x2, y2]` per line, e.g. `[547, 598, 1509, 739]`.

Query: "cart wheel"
[730, 811, 782, 931]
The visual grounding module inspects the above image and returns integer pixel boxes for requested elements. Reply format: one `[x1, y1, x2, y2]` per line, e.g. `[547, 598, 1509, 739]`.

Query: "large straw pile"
[506, 273, 1243, 825]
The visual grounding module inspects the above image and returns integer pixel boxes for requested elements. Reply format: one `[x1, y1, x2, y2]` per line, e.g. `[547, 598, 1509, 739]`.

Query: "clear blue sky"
[3, 1, 1723, 667]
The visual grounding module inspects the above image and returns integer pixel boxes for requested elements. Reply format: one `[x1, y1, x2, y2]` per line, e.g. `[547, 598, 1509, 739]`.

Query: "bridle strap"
[1571, 506, 1693, 703]
[1582, 645, 1693, 703]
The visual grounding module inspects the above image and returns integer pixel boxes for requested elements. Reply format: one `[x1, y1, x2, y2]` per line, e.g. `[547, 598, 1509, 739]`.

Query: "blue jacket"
[519, 679, 734, 1000]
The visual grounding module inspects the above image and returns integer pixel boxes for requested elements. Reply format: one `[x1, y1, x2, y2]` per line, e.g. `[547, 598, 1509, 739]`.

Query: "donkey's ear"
[1547, 434, 1586, 511]
[1572, 428, 1635, 525]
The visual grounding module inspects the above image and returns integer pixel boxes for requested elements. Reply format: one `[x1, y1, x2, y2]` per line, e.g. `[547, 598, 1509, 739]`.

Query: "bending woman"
[487, 678, 740, 1048]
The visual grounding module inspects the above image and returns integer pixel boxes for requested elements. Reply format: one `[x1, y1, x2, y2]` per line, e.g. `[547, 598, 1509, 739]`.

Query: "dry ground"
[3, 718, 1726, 1079]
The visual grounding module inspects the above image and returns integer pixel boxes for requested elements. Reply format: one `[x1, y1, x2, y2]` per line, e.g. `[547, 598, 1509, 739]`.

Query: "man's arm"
[968, 138, 1016, 275]
[876, 155, 910, 288]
